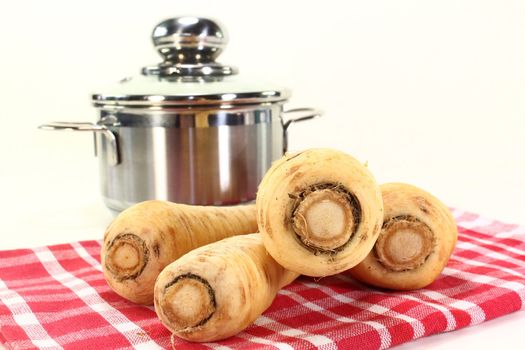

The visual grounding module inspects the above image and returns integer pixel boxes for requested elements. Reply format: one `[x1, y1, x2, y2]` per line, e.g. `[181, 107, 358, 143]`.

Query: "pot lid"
[92, 17, 290, 108]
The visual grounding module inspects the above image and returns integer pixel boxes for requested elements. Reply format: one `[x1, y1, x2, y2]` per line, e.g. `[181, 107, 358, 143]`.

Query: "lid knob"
[152, 17, 228, 65]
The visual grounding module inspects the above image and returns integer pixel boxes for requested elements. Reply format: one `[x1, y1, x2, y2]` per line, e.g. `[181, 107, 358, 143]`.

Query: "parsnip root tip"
[375, 216, 434, 272]
[105, 233, 149, 281]
[291, 183, 361, 253]
[161, 273, 216, 332]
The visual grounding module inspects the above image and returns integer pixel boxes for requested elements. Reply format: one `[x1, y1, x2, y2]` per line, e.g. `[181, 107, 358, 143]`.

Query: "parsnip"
[349, 183, 458, 290]
[256, 148, 384, 277]
[101, 200, 257, 305]
[154, 234, 298, 342]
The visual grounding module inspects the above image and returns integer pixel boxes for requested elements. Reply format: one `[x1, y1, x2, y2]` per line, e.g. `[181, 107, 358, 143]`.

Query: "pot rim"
[92, 90, 291, 108]
[96, 104, 285, 128]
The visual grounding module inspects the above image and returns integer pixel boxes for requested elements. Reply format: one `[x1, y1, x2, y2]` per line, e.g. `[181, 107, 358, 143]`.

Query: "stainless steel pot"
[40, 17, 320, 212]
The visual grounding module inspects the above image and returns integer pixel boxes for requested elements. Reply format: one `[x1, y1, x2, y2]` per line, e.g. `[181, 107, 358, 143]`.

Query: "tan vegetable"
[256, 148, 384, 277]
[101, 200, 257, 305]
[154, 234, 298, 342]
[349, 183, 458, 290]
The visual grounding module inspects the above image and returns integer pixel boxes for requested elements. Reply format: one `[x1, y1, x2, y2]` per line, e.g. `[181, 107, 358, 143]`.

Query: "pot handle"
[38, 122, 120, 166]
[282, 108, 323, 130]
[282, 108, 323, 153]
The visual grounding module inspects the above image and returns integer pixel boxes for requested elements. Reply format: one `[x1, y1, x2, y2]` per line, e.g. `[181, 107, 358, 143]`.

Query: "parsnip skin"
[349, 183, 458, 290]
[154, 234, 298, 343]
[256, 148, 384, 277]
[101, 200, 257, 305]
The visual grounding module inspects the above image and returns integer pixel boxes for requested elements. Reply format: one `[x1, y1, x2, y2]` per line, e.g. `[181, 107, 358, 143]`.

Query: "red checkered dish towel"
[1, 209, 524, 350]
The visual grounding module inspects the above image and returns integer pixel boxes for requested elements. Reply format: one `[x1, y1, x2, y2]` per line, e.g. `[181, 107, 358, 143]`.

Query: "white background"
[0, 1, 523, 349]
